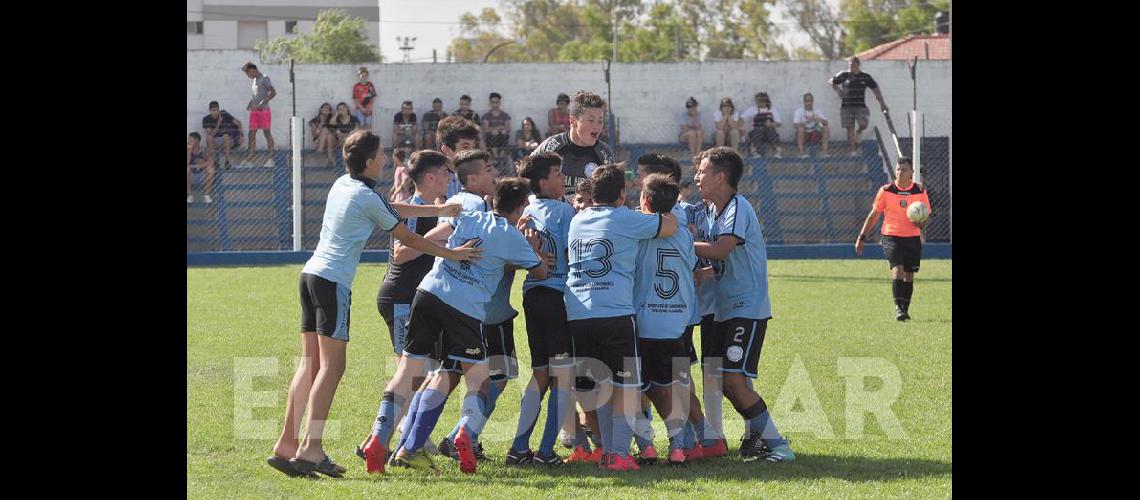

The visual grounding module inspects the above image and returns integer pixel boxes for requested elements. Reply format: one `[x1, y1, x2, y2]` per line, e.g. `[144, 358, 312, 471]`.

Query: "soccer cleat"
[505, 448, 534, 465]
[534, 451, 564, 466]
[473, 441, 488, 461]
[700, 439, 728, 458]
[605, 453, 641, 471]
[438, 437, 459, 460]
[896, 307, 910, 321]
[454, 427, 477, 474]
[392, 450, 441, 474]
[667, 447, 686, 466]
[362, 434, 390, 474]
[739, 432, 768, 460]
[588, 447, 605, 464]
[684, 442, 704, 461]
[635, 444, 658, 465]
[564, 445, 593, 463]
[759, 444, 796, 463]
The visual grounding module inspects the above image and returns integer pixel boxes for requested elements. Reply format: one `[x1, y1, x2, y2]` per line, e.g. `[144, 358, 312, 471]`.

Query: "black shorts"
[299, 273, 351, 342]
[483, 320, 519, 381]
[882, 235, 922, 273]
[682, 324, 698, 366]
[709, 318, 768, 378]
[569, 315, 642, 389]
[404, 290, 487, 368]
[377, 301, 413, 354]
[639, 337, 693, 391]
[698, 314, 718, 368]
[523, 286, 575, 369]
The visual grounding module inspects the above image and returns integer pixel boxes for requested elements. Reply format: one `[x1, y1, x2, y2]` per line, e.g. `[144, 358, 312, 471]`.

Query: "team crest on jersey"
[898, 200, 907, 208]
[726, 345, 744, 362]
[583, 162, 599, 177]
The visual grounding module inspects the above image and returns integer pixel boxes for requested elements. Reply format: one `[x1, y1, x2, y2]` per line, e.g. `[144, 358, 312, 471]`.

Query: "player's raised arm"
[389, 201, 462, 218]
[391, 222, 481, 262]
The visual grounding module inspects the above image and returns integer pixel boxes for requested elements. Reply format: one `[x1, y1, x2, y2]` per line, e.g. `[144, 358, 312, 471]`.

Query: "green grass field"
[187, 259, 951, 498]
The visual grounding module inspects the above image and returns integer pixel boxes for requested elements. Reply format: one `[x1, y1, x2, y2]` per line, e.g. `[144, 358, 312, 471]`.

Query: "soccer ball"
[906, 201, 929, 223]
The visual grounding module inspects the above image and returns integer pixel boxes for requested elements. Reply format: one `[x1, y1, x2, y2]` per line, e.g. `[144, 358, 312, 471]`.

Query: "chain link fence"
[187, 113, 949, 252]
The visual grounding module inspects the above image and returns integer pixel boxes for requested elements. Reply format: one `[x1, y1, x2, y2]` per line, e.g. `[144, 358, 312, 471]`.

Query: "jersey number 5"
[654, 248, 681, 299]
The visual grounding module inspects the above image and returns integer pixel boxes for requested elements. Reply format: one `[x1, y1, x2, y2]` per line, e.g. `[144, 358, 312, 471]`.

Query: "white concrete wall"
[187, 50, 951, 148]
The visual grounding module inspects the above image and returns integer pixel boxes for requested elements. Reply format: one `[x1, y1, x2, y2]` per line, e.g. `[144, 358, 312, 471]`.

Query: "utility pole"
[433, 49, 437, 63]
[397, 36, 417, 63]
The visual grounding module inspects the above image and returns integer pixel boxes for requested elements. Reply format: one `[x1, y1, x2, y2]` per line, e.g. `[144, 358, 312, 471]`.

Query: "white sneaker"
[187, 195, 194, 204]
[203, 195, 213, 204]
[264, 158, 275, 167]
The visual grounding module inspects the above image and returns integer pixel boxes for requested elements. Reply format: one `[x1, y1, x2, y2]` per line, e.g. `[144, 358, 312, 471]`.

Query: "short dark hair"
[849, 56, 861, 64]
[680, 180, 693, 190]
[242, 62, 257, 72]
[637, 153, 682, 183]
[343, 130, 382, 175]
[685, 97, 698, 108]
[556, 93, 570, 104]
[188, 132, 202, 141]
[437, 116, 482, 151]
[402, 100, 413, 107]
[590, 164, 626, 204]
[803, 92, 814, 100]
[518, 152, 563, 197]
[408, 150, 449, 184]
[575, 179, 593, 198]
[701, 147, 744, 191]
[460, 94, 472, 102]
[490, 92, 502, 101]
[897, 156, 913, 167]
[208, 101, 219, 109]
[494, 177, 532, 214]
[642, 173, 680, 214]
[570, 91, 606, 118]
[455, 149, 493, 186]
[394, 149, 407, 162]
[754, 92, 771, 108]
[432, 97, 442, 104]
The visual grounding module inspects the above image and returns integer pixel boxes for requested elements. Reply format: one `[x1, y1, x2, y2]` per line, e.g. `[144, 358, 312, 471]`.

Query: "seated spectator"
[482, 92, 512, 157]
[352, 66, 378, 131]
[514, 116, 542, 161]
[388, 149, 414, 203]
[393, 100, 418, 151]
[308, 102, 336, 166]
[454, 94, 483, 148]
[187, 132, 215, 204]
[742, 91, 784, 158]
[421, 97, 446, 150]
[547, 93, 571, 137]
[713, 97, 745, 152]
[202, 101, 243, 170]
[330, 101, 360, 147]
[793, 92, 830, 157]
[679, 97, 703, 157]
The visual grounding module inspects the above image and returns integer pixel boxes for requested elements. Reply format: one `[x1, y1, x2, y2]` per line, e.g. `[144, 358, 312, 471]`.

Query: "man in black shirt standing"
[828, 56, 888, 156]
[531, 91, 615, 199]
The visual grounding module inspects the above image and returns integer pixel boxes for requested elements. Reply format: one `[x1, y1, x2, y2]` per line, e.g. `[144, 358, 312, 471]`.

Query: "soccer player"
[632, 172, 698, 466]
[390, 178, 549, 474]
[267, 131, 482, 479]
[693, 147, 794, 463]
[505, 152, 579, 466]
[532, 91, 615, 198]
[566, 164, 679, 471]
[435, 116, 482, 200]
[855, 156, 930, 321]
[572, 179, 593, 212]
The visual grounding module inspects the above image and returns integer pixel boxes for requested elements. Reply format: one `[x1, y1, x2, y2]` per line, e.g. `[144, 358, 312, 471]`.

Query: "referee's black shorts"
[881, 235, 922, 273]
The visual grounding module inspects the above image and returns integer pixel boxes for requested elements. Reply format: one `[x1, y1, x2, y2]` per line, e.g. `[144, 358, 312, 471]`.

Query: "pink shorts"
[249, 109, 272, 130]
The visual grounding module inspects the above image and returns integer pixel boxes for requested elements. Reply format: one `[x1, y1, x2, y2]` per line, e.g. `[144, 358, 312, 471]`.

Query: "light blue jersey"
[447, 169, 462, 199]
[484, 270, 518, 325]
[522, 197, 576, 293]
[302, 175, 401, 286]
[440, 189, 490, 226]
[634, 204, 697, 339]
[711, 194, 771, 321]
[690, 200, 719, 318]
[418, 211, 540, 322]
[565, 205, 663, 321]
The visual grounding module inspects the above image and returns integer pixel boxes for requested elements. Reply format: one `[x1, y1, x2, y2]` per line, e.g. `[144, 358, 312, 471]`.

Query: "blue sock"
[458, 393, 488, 440]
[699, 418, 719, 447]
[682, 419, 697, 450]
[596, 402, 614, 453]
[372, 392, 405, 445]
[511, 386, 544, 452]
[748, 410, 788, 449]
[405, 389, 448, 453]
[633, 408, 653, 450]
[572, 423, 591, 451]
[449, 380, 506, 440]
[395, 389, 425, 452]
[611, 412, 634, 458]
[538, 388, 566, 455]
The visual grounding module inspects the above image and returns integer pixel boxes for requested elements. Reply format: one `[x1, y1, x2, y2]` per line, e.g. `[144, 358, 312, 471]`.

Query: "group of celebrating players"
[265, 90, 929, 479]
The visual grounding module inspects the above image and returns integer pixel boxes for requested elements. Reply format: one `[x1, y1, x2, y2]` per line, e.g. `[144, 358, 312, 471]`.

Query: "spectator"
[713, 97, 745, 152]
[793, 92, 831, 157]
[482, 92, 512, 159]
[309, 102, 336, 167]
[421, 97, 446, 150]
[393, 100, 418, 152]
[330, 102, 360, 147]
[742, 91, 783, 158]
[388, 149, 414, 204]
[352, 67, 378, 131]
[187, 132, 215, 204]
[547, 93, 571, 137]
[454, 94, 482, 127]
[202, 101, 243, 170]
[679, 96, 704, 158]
[514, 117, 542, 161]
[829, 56, 888, 156]
[241, 62, 276, 167]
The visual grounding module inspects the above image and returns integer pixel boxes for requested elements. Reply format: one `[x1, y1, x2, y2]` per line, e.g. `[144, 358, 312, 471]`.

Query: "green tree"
[256, 9, 381, 64]
[841, 0, 949, 54]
